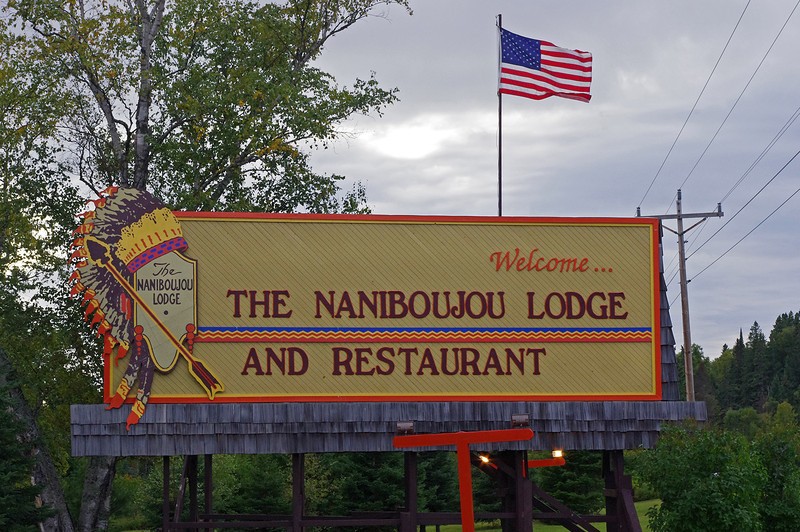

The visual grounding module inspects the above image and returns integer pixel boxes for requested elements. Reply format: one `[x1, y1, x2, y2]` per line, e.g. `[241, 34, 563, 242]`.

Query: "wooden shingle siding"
[71, 400, 706, 456]
[658, 223, 681, 401]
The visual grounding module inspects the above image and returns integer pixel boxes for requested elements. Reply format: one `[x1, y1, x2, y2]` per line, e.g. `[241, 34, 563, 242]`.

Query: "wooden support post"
[498, 454, 513, 532]
[492, 451, 532, 532]
[603, 451, 641, 532]
[402, 452, 418, 532]
[162, 456, 171, 532]
[514, 451, 532, 532]
[291, 453, 305, 532]
[603, 451, 618, 532]
[203, 454, 213, 531]
[175, 456, 189, 524]
[188, 455, 198, 532]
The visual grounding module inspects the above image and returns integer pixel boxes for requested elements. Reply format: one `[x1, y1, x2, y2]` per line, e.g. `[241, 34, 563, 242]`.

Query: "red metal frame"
[393, 428, 534, 532]
[527, 456, 566, 468]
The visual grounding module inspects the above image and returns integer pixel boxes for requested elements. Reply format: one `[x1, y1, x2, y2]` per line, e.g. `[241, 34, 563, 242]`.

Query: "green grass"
[438, 499, 660, 532]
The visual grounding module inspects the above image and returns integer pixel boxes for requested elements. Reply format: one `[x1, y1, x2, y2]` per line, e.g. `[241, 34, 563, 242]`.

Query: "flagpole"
[497, 14, 503, 217]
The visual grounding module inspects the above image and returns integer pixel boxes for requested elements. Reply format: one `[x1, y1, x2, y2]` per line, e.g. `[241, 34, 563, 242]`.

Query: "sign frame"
[105, 213, 663, 404]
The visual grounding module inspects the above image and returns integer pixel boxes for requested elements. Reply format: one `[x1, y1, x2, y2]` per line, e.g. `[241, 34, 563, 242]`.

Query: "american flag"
[499, 29, 592, 103]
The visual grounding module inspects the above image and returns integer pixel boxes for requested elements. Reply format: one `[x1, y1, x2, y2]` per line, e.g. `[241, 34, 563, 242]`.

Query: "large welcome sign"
[107, 212, 661, 404]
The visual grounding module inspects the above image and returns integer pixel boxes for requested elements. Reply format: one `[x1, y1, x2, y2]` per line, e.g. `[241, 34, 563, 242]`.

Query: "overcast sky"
[309, 0, 800, 359]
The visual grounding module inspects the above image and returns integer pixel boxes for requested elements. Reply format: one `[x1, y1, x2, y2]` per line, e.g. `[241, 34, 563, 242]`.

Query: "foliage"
[418, 452, 459, 512]
[752, 403, 800, 531]
[624, 449, 659, 502]
[676, 344, 720, 418]
[722, 406, 764, 441]
[107, 471, 150, 532]
[536, 450, 604, 515]
[0, 14, 77, 281]
[151, 0, 402, 213]
[1, 0, 409, 528]
[214, 454, 292, 515]
[313, 452, 405, 518]
[4, 0, 408, 212]
[639, 424, 766, 532]
[0, 285, 103, 477]
[0, 351, 55, 530]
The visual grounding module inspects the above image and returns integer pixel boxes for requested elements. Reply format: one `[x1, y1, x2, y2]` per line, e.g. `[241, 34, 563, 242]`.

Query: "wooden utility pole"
[638, 190, 723, 401]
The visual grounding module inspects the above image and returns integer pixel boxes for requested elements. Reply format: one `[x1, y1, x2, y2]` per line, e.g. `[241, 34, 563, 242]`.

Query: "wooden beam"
[291, 453, 305, 532]
[203, 455, 213, 531]
[402, 452, 418, 532]
[162, 456, 170, 531]
[188, 455, 198, 532]
[513, 451, 532, 532]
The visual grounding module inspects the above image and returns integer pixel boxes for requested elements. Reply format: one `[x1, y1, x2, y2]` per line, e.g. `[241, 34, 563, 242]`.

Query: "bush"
[639, 424, 766, 532]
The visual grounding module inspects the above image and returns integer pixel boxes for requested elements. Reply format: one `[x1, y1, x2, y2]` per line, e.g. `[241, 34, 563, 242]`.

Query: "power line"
[720, 102, 800, 204]
[691, 184, 800, 282]
[688, 144, 800, 260]
[637, 0, 751, 210]
[667, 0, 800, 211]
[677, 102, 800, 261]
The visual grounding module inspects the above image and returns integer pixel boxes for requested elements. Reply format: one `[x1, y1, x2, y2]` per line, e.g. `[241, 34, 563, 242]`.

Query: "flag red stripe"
[501, 64, 592, 85]
[541, 48, 592, 63]
[501, 66, 591, 93]
[500, 76, 590, 96]
[529, 62, 592, 83]
[499, 87, 591, 103]
[541, 57, 593, 74]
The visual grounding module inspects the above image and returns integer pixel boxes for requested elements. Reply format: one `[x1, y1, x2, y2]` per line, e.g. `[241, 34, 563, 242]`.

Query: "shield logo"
[133, 250, 198, 372]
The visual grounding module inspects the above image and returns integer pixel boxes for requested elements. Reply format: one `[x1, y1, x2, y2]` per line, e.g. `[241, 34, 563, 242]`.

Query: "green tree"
[536, 450, 604, 515]
[152, 0, 401, 213]
[769, 313, 800, 405]
[677, 344, 719, 418]
[418, 452, 459, 512]
[6, 0, 406, 208]
[710, 343, 735, 419]
[313, 452, 405, 519]
[754, 402, 800, 531]
[1, 0, 410, 528]
[214, 455, 292, 515]
[748, 323, 770, 408]
[640, 424, 766, 532]
[722, 407, 764, 441]
[0, 349, 55, 530]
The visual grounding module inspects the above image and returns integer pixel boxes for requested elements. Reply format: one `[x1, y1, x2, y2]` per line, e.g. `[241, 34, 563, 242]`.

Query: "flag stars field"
[499, 28, 592, 102]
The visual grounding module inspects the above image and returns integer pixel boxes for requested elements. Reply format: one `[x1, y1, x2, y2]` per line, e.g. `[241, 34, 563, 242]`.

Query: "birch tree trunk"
[77, 456, 117, 532]
[0, 348, 75, 532]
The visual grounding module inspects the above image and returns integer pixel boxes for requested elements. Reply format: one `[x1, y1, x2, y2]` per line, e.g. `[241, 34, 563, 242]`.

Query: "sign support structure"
[497, 13, 504, 217]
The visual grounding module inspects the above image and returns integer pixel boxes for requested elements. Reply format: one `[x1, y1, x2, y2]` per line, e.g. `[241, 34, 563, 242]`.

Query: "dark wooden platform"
[71, 399, 706, 456]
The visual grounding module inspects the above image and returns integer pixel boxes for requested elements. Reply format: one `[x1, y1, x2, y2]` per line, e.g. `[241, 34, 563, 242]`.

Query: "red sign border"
[104, 213, 662, 403]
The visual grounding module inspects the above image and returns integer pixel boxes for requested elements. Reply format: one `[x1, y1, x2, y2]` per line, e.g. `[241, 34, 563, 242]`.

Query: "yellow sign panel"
[109, 214, 662, 402]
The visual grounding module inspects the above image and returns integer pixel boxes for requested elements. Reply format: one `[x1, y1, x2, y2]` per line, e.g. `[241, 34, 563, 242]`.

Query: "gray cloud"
[311, 0, 800, 356]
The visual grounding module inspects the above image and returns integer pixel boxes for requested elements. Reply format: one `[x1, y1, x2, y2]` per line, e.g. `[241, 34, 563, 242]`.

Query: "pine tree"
[730, 331, 747, 408]
[536, 450, 604, 514]
[747, 323, 769, 408]
[418, 452, 459, 512]
[0, 352, 54, 530]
